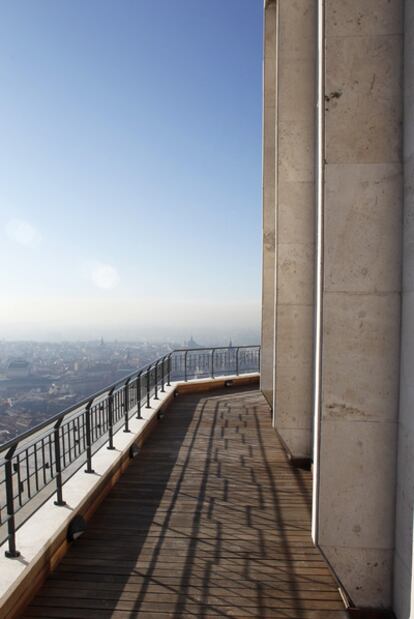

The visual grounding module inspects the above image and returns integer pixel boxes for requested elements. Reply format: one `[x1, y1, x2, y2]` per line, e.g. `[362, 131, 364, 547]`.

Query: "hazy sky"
[0, 1, 263, 342]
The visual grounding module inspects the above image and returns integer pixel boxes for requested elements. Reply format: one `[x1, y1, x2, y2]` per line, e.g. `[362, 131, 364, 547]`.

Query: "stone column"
[273, 0, 316, 458]
[260, 0, 277, 405]
[393, 2, 414, 617]
[314, 0, 403, 607]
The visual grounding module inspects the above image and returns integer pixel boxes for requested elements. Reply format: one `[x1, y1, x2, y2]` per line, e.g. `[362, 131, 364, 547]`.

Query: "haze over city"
[0, 297, 260, 343]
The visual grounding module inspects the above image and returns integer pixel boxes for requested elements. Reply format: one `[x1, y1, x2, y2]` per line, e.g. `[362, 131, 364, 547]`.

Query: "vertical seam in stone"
[272, 0, 279, 429]
[260, 2, 266, 385]
[393, 0, 406, 608]
[311, 0, 325, 546]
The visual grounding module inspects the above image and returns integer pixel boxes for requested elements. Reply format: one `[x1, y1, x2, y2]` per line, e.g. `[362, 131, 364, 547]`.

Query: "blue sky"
[0, 1, 263, 342]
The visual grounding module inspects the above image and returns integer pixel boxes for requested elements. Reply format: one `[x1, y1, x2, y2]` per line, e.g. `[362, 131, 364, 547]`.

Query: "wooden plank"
[29, 594, 345, 611]
[23, 608, 350, 619]
[42, 581, 342, 596]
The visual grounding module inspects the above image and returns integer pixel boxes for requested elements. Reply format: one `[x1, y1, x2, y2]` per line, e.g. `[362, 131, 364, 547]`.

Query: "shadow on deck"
[21, 386, 346, 618]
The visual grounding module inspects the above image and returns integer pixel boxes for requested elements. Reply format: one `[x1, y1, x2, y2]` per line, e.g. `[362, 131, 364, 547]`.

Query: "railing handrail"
[0, 344, 260, 558]
[170, 345, 259, 353]
[0, 362, 152, 455]
[0, 345, 259, 454]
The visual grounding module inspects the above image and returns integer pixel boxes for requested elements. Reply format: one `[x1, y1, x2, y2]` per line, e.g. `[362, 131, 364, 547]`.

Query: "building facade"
[260, 1, 414, 616]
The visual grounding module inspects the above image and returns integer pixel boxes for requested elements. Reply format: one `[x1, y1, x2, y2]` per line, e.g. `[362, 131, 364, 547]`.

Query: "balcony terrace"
[0, 348, 348, 618]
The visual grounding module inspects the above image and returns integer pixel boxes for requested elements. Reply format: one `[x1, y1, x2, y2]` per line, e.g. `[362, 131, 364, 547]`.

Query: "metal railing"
[0, 345, 260, 557]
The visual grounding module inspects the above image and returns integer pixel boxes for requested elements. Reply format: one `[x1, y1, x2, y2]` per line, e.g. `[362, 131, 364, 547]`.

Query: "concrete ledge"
[175, 373, 259, 395]
[0, 374, 259, 619]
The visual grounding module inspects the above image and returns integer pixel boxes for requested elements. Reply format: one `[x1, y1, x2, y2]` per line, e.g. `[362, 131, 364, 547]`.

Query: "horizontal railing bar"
[172, 345, 258, 353]
[0, 346, 259, 454]
[0, 344, 260, 556]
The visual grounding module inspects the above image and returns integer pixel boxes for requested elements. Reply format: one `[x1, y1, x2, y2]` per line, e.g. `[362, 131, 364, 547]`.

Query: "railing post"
[154, 361, 159, 400]
[53, 419, 66, 506]
[107, 388, 115, 450]
[136, 372, 142, 419]
[257, 347, 261, 373]
[167, 354, 172, 386]
[236, 347, 240, 376]
[123, 378, 131, 432]
[84, 399, 95, 474]
[4, 444, 20, 557]
[184, 351, 188, 382]
[211, 349, 215, 379]
[146, 368, 151, 408]
[161, 356, 165, 392]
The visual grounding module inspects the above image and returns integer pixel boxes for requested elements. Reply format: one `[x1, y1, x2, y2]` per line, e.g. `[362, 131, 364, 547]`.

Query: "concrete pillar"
[260, 0, 277, 405]
[393, 2, 414, 617]
[272, 0, 316, 458]
[313, 0, 403, 607]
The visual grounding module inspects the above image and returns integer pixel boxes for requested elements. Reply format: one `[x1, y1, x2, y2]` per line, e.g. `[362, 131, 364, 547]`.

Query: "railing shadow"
[251, 404, 306, 618]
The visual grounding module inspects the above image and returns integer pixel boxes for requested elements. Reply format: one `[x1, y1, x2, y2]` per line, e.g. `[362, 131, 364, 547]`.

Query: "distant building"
[6, 359, 30, 379]
[185, 336, 202, 349]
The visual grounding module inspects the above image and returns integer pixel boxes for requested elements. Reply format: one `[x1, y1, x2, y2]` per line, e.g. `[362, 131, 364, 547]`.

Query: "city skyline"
[0, 337, 260, 442]
[0, 296, 260, 342]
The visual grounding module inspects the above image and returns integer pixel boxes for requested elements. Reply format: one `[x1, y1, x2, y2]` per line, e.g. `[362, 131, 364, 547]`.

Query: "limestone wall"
[260, 0, 276, 405]
[315, 0, 403, 606]
[393, 2, 414, 617]
[273, 0, 316, 458]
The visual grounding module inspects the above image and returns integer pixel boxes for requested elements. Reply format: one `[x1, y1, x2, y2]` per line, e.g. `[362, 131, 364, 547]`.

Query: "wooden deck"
[21, 387, 347, 619]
